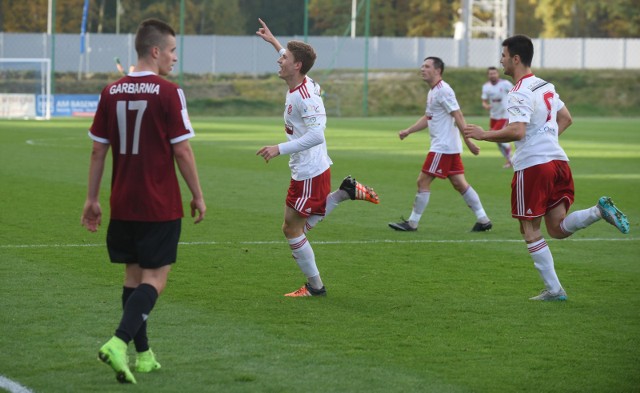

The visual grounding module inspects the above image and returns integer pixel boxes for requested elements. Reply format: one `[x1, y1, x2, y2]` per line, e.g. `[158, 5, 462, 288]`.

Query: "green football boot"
[97, 336, 137, 384]
[134, 349, 162, 373]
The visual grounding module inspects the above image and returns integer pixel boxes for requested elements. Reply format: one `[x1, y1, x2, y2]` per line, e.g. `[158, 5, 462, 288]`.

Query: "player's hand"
[191, 198, 206, 224]
[81, 200, 102, 232]
[466, 140, 481, 156]
[256, 18, 275, 43]
[256, 145, 280, 162]
[398, 130, 410, 140]
[463, 124, 485, 141]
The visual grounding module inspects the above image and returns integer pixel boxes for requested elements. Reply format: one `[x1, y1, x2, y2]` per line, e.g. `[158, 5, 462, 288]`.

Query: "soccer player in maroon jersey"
[255, 18, 379, 298]
[464, 35, 629, 301]
[81, 19, 206, 383]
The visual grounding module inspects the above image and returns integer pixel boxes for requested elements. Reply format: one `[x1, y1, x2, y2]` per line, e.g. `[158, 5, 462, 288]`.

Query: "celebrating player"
[388, 56, 492, 233]
[255, 18, 379, 297]
[481, 66, 514, 168]
[82, 19, 206, 383]
[464, 35, 629, 301]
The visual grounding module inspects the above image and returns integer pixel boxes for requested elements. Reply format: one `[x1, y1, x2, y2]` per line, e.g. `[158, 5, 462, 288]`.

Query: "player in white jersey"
[388, 56, 492, 233]
[464, 35, 629, 301]
[255, 18, 379, 298]
[481, 66, 514, 167]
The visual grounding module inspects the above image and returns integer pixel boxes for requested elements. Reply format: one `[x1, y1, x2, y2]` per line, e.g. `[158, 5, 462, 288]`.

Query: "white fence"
[1, 33, 638, 74]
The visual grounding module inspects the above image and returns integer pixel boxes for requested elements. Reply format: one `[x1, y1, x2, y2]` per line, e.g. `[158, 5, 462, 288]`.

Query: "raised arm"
[256, 18, 284, 53]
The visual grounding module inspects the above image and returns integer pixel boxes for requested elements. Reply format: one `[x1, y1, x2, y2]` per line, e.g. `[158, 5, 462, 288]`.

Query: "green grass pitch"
[0, 116, 639, 392]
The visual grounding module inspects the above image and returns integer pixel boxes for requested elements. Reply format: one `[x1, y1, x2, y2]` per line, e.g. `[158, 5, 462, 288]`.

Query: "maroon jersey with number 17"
[89, 71, 195, 222]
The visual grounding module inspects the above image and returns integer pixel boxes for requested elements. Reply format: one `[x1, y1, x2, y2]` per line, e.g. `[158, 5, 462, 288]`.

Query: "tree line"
[1, 0, 638, 38]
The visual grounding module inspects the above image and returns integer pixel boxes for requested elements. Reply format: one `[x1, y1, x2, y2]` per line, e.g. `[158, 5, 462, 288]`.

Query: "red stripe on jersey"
[291, 77, 311, 99]
[299, 84, 310, 99]
[511, 73, 534, 92]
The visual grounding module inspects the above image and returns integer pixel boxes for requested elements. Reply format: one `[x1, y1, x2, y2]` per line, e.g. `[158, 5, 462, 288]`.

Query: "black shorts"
[106, 219, 181, 268]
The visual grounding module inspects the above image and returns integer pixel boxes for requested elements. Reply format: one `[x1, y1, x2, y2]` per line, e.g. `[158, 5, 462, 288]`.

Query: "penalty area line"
[0, 237, 637, 249]
[0, 376, 34, 393]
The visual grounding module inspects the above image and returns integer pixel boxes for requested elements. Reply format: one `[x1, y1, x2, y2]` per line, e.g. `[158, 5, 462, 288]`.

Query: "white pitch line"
[0, 376, 34, 393]
[0, 237, 636, 249]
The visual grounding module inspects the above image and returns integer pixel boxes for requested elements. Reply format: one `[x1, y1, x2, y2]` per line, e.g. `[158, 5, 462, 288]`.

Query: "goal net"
[0, 58, 52, 119]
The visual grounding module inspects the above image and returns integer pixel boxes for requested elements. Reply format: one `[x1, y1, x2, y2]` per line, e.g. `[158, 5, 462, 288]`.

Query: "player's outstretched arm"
[256, 18, 284, 53]
[398, 115, 429, 140]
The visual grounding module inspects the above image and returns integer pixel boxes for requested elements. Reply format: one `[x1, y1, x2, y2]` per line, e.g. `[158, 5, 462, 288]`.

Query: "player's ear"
[150, 46, 160, 59]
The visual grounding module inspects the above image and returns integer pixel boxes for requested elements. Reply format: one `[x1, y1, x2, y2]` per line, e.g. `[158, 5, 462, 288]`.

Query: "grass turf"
[0, 116, 638, 392]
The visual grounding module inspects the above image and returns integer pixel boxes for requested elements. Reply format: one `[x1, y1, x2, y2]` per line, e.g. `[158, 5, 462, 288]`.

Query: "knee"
[282, 222, 299, 239]
[547, 226, 569, 240]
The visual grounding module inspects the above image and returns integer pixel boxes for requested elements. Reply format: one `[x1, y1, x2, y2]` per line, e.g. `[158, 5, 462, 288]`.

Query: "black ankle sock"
[122, 286, 150, 352]
[115, 283, 158, 345]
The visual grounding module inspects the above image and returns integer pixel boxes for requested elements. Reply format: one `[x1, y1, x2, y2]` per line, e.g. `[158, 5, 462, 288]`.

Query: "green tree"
[406, 0, 462, 37]
[532, 0, 640, 38]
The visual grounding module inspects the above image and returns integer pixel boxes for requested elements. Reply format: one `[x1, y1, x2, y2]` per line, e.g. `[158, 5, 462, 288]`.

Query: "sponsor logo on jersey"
[287, 104, 293, 115]
[285, 124, 293, 135]
[508, 107, 524, 117]
[509, 95, 525, 105]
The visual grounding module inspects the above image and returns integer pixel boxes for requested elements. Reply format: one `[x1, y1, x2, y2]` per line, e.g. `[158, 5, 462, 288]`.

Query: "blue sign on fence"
[37, 94, 100, 117]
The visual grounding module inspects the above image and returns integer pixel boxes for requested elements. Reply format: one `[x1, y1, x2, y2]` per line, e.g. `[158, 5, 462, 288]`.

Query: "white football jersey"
[425, 80, 463, 154]
[506, 74, 569, 171]
[278, 76, 332, 181]
[481, 78, 513, 119]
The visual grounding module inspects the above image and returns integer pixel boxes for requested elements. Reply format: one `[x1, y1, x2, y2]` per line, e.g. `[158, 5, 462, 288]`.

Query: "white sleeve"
[278, 114, 326, 155]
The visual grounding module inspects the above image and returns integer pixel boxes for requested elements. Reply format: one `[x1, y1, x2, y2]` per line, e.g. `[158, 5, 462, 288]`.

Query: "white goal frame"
[0, 58, 52, 119]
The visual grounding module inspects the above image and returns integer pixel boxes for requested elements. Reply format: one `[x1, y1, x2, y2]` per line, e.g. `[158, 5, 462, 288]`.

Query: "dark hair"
[501, 35, 533, 67]
[487, 66, 498, 71]
[287, 40, 317, 75]
[135, 19, 176, 58]
[424, 56, 445, 74]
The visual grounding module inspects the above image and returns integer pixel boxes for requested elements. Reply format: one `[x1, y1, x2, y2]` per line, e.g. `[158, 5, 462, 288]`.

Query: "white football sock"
[560, 206, 600, 235]
[528, 238, 562, 293]
[408, 191, 430, 224]
[288, 234, 321, 286]
[304, 190, 349, 233]
[462, 186, 489, 223]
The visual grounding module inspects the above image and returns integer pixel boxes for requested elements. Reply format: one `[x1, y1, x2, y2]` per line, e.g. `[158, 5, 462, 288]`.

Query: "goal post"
[0, 58, 52, 119]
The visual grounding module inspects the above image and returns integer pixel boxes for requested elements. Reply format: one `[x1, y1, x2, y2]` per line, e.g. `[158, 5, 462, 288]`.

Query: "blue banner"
[37, 94, 99, 117]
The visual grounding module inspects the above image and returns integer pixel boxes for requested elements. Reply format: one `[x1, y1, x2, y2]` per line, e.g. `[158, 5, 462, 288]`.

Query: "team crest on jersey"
[287, 104, 293, 115]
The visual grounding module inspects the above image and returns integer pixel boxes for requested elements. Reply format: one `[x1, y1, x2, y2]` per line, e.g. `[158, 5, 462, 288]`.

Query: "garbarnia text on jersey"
[109, 83, 160, 95]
